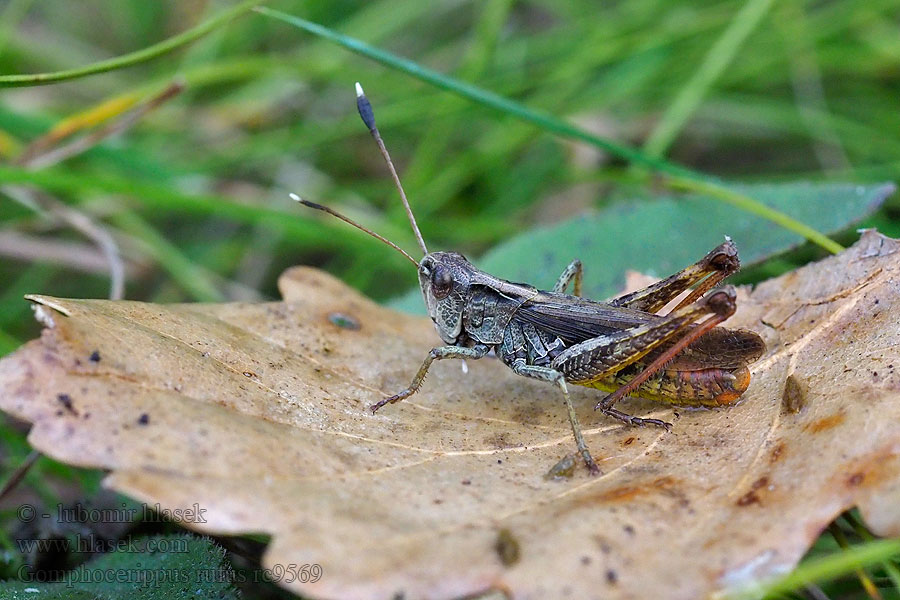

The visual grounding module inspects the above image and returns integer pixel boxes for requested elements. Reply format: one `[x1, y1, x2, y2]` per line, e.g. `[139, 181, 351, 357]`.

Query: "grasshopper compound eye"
[431, 265, 453, 299]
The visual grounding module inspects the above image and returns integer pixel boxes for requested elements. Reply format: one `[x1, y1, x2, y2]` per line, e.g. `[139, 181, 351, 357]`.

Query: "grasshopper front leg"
[371, 344, 490, 413]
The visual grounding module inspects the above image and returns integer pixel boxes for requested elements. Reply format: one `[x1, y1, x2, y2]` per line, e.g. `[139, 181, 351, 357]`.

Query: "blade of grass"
[0, 0, 263, 87]
[0, 450, 39, 501]
[842, 512, 900, 592]
[3, 185, 126, 299]
[642, 0, 777, 158]
[402, 0, 514, 196]
[0, 327, 20, 355]
[255, 6, 694, 179]
[20, 81, 183, 169]
[667, 176, 844, 254]
[0, 0, 35, 58]
[16, 91, 142, 163]
[0, 264, 54, 328]
[721, 538, 900, 600]
[776, 0, 850, 172]
[828, 523, 883, 600]
[110, 210, 225, 302]
[0, 165, 417, 272]
[255, 7, 842, 255]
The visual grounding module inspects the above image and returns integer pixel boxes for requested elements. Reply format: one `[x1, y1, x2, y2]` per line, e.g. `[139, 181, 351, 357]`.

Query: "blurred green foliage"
[0, 1, 898, 332]
[1, 0, 899, 598]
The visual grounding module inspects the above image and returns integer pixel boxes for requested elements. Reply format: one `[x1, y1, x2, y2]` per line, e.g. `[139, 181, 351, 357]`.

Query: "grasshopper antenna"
[355, 82, 429, 256]
[290, 193, 419, 267]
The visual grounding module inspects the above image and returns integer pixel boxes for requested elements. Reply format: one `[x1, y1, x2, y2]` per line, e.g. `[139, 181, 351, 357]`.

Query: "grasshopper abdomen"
[581, 364, 755, 407]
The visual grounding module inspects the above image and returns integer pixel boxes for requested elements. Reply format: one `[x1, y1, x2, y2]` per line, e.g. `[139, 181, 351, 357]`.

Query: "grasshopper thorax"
[418, 252, 472, 344]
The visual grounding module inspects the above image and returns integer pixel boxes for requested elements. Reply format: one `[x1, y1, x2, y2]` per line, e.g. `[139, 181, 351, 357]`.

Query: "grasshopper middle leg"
[509, 362, 600, 475]
[553, 259, 583, 296]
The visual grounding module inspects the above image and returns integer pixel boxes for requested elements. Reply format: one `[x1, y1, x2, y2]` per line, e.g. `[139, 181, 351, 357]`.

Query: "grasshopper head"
[418, 251, 472, 344]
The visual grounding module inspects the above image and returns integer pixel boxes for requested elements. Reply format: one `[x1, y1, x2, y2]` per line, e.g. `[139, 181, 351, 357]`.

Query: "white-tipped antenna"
[290, 193, 418, 266]
[355, 82, 429, 256]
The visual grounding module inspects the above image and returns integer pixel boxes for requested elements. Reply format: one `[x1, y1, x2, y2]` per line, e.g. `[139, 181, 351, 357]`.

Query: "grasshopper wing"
[516, 291, 659, 345]
[517, 292, 765, 370]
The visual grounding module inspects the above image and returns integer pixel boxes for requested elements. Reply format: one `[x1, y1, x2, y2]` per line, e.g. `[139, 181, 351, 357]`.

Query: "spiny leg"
[553, 259, 583, 297]
[610, 239, 739, 314]
[552, 288, 737, 428]
[371, 344, 489, 413]
[595, 289, 737, 423]
[510, 362, 600, 475]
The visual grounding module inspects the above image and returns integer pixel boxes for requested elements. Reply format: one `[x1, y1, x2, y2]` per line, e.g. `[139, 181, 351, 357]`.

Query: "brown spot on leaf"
[752, 476, 769, 490]
[847, 472, 865, 486]
[736, 477, 770, 507]
[805, 413, 845, 433]
[736, 491, 760, 507]
[769, 442, 787, 463]
[575, 486, 645, 508]
[56, 393, 77, 416]
[495, 528, 520, 567]
[483, 433, 512, 449]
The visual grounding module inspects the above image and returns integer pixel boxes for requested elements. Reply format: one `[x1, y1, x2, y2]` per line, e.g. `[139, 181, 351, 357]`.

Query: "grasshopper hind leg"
[610, 240, 739, 313]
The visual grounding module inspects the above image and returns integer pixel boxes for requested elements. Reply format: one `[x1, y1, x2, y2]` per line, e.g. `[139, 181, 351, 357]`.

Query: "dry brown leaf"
[2, 230, 900, 599]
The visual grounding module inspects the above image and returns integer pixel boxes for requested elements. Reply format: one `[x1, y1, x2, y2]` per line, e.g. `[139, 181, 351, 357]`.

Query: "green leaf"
[391, 181, 895, 313]
[0, 535, 238, 600]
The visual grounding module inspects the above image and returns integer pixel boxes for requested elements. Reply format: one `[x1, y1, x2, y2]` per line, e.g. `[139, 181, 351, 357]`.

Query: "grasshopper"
[295, 83, 766, 475]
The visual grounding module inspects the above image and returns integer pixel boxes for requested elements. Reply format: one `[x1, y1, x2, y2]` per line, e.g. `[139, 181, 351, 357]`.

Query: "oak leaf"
[2, 230, 900, 599]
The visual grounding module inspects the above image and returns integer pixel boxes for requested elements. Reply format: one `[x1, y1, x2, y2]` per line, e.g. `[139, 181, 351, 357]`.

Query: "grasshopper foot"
[369, 396, 396, 414]
[370, 389, 413, 414]
[583, 451, 601, 476]
[598, 405, 673, 431]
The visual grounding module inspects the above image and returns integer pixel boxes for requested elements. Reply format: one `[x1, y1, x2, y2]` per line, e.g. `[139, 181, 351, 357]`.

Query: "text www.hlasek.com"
[16, 534, 190, 555]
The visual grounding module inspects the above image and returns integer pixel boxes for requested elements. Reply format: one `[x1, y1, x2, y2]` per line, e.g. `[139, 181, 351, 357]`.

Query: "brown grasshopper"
[295, 83, 766, 475]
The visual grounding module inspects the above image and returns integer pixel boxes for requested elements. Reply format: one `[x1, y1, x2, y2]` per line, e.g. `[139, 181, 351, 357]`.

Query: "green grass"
[1, 1, 899, 598]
